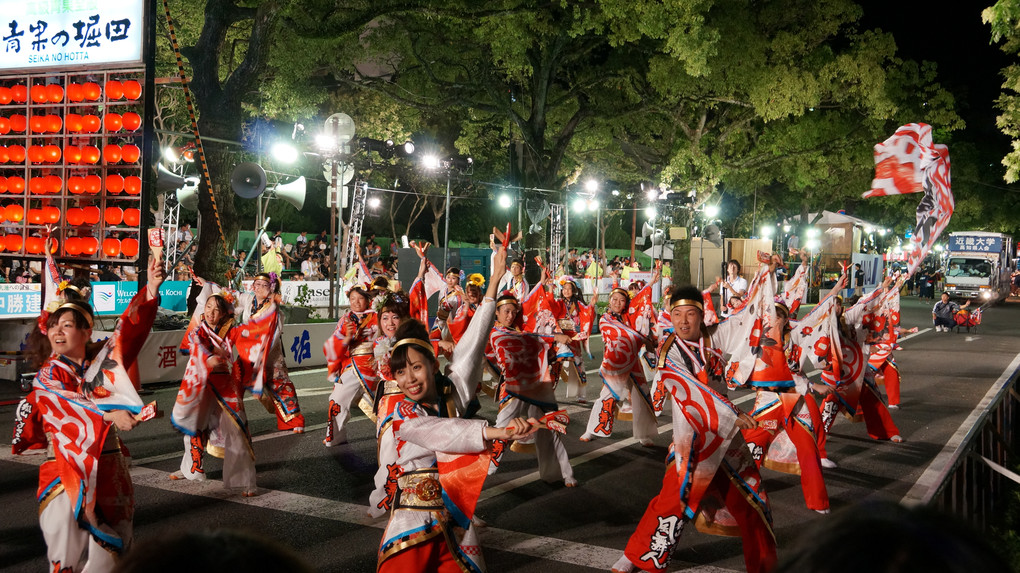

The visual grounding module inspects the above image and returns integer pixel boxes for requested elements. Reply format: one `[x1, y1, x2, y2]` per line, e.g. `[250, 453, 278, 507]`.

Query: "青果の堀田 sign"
[0, 0, 144, 72]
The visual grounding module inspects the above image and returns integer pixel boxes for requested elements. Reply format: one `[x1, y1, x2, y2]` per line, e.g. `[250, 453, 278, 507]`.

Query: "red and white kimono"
[323, 309, 379, 445]
[582, 311, 656, 442]
[12, 290, 158, 572]
[238, 292, 305, 431]
[621, 330, 776, 573]
[487, 326, 575, 484]
[170, 285, 276, 490]
[868, 285, 903, 407]
[376, 300, 497, 571]
[548, 295, 595, 401]
[818, 286, 901, 454]
[497, 273, 528, 302]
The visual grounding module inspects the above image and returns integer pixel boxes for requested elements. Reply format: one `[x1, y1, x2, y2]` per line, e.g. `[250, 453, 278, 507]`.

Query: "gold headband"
[496, 298, 519, 309]
[669, 298, 703, 312]
[611, 288, 631, 300]
[390, 337, 435, 358]
[56, 302, 94, 328]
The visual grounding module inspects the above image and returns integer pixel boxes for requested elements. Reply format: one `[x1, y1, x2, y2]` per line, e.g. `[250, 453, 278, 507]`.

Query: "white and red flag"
[864, 123, 953, 276]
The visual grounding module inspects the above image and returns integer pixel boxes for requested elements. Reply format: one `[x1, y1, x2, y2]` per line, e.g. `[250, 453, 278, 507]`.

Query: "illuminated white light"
[879, 229, 887, 236]
[645, 206, 656, 220]
[588, 199, 600, 211]
[422, 154, 441, 170]
[585, 179, 599, 193]
[760, 226, 774, 238]
[704, 204, 720, 218]
[271, 142, 299, 164]
[402, 141, 415, 155]
[315, 134, 336, 150]
[805, 239, 820, 251]
[611, 189, 620, 196]
[806, 228, 820, 238]
[368, 197, 381, 209]
[162, 147, 179, 163]
[498, 194, 513, 209]
[572, 198, 588, 213]
[783, 224, 791, 232]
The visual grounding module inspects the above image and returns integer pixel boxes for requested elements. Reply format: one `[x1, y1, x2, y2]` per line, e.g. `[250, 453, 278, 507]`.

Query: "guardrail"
[904, 354, 1020, 531]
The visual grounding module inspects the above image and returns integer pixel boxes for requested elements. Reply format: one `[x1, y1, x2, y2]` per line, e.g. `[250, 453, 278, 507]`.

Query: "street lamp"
[422, 154, 473, 270]
[498, 193, 513, 209]
[368, 196, 381, 209]
[271, 142, 299, 164]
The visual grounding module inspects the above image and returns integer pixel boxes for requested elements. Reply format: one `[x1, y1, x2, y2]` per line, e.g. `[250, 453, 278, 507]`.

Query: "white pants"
[326, 368, 365, 444]
[561, 359, 588, 401]
[40, 492, 128, 572]
[178, 407, 255, 490]
[584, 378, 657, 441]
[489, 397, 574, 483]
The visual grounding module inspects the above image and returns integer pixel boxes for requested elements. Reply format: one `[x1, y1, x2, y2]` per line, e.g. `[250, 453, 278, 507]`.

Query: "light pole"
[318, 113, 355, 319]
[697, 204, 720, 290]
[423, 154, 471, 271]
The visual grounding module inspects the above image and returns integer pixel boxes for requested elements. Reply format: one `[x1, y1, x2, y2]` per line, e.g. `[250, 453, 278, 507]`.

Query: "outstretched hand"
[146, 253, 165, 299]
[487, 417, 540, 441]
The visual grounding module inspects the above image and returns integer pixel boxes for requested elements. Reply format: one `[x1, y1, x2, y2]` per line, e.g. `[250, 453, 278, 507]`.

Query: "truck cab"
[944, 232, 1015, 302]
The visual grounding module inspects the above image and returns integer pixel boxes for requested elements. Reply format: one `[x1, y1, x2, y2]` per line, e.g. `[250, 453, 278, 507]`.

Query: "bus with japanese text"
[944, 232, 1015, 302]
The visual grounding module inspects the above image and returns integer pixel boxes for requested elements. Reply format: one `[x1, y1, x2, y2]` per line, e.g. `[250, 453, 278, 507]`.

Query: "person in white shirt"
[719, 259, 747, 312]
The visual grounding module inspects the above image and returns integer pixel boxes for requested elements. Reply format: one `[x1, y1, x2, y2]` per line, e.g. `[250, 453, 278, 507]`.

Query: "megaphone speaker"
[231, 162, 267, 199]
[271, 176, 306, 210]
[157, 163, 190, 193]
[177, 181, 199, 210]
[641, 221, 656, 238]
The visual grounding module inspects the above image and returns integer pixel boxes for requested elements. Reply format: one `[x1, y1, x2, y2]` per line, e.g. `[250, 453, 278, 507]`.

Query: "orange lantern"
[64, 145, 82, 164]
[104, 113, 123, 132]
[121, 237, 139, 257]
[45, 115, 62, 133]
[103, 144, 122, 164]
[106, 174, 125, 194]
[45, 175, 62, 194]
[123, 80, 142, 100]
[65, 237, 81, 255]
[82, 206, 100, 225]
[30, 86, 48, 104]
[123, 208, 140, 227]
[82, 114, 101, 133]
[28, 208, 44, 224]
[103, 238, 121, 257]
[26, 236, 44, 254]
[5, 234, 23, 252]
[66, 208, 85, 226]
[106, 80, 124, 100]
[27, 146, 44, 164]
[6, 204, 24, 222]
[44, 206, 60, 223]
[11, 84, 27, 102]
[10, 114, 26, 132]
[0, 86, 10, 104]
[122, 112, 141, 132]
[0, 148, 8, 164]
[121, 144, 140, 163]
[83, 82, 102, 101]
[46, 84, 64, 103]
[8, 145, 25, 163]
[84, 175, 102, 195]
[0, 205, 4, 220]
[82, 237, 99, 255]
[44, 145, 61, 163]
[65, 113, 83, 133]
[8, 176, 25, 194]
[67, 83, 84, 102]
[30, 115, 46, 133]
[82, 145, 101, 164]
[0, 236, 5, 252]
[28, 178, 45, 195]
[0, 117, 9, 134]
[124, 176, 142, 195]
[104, 206, 124, 225]
[67, 176, 85, 194]
[0, 176, 6, 193]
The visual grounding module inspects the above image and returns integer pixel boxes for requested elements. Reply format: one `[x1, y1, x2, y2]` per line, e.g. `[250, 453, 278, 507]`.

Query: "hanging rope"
[160, 0, 230, 256]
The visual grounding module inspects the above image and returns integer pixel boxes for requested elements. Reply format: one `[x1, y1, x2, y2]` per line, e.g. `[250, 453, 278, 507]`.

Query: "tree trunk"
[192, 137, 240, 282]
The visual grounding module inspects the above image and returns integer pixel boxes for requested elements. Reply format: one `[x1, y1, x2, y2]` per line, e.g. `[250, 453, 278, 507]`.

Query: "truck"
[944, 231, 1016, 302]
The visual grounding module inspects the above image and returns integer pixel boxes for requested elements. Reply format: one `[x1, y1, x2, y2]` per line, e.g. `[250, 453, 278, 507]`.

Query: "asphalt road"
[2, 295, 1018, 572]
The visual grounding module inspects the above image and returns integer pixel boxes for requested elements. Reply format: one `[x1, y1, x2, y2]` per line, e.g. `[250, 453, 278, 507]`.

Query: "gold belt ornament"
[395, 469, 444, 510]
[382, 379, 402, 396]
[557, 319, 576, 331]
[352, 342, 374, 356]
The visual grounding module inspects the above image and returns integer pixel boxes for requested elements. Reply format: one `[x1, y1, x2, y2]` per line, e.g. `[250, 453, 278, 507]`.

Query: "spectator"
[173, 222, 193, 245]
[719, 259, 747, 305]
[932, 292, 969, 332]
[295, 230, 308, 249]
[853, 263, 864, 297]
[98, 265, 121, 281]
[301, 253, 322, 280]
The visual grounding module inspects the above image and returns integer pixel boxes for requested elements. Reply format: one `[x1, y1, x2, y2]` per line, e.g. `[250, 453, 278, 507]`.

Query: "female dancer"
[550, 276, 595, 403]
[377, 246, 520, 572]
[13, 255, 164, 571]
[238, 273, 305, 433]
[170, 282, 275, 496]
[580, 286, 657, 445]
[487, 292, 577, 486]
[323, 283, 378, 445]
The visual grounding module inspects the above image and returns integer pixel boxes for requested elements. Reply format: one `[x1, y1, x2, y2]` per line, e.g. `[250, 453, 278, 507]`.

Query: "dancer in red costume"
[237, 273, 305, 432]
[613, 276, 777, 573]
[323, 282, 378, 445]
[12, 254, 165, 572]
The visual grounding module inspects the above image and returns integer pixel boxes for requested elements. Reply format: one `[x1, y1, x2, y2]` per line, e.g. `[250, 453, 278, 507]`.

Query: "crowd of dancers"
[12, 236, 915, 572]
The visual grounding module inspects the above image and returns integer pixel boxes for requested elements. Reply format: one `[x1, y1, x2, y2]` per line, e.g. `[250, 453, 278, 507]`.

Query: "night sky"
[857, 0, 1012, 142]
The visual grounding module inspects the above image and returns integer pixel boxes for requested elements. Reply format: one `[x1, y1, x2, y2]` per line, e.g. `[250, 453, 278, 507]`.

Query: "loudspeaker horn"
[269, 177, 306, 210]
[231, 162, 267, 199]
[177, 182, 200, 210]
[157, 163, 190, 192]
[641, 221, 665, 245]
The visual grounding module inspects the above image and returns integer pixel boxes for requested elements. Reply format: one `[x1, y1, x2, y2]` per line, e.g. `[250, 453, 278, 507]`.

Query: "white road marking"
[899, 328, 930, 342]
[122, 465, 736, 572]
